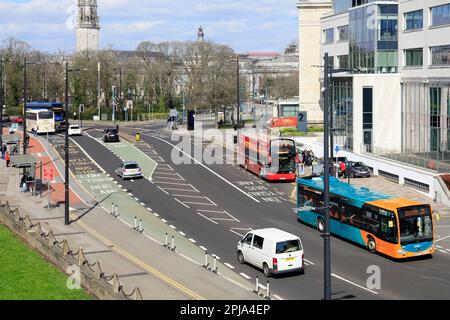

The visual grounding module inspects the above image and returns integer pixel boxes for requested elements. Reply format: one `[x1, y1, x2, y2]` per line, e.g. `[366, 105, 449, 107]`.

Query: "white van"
[237, 228, 304, 277]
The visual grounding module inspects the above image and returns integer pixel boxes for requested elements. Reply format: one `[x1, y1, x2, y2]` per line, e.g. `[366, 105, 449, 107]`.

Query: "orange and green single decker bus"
[297, 176, 436, 259]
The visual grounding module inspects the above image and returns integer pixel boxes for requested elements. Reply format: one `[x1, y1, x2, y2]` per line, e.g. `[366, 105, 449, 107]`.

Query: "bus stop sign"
[297, 112, 308, 133]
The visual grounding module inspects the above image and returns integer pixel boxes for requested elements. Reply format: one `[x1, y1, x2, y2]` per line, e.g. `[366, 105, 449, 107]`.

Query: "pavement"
[0, 129, 261, 300]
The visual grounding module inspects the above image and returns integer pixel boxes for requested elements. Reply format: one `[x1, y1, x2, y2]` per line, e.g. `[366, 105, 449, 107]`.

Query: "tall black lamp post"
[64, 62, 86, 226]
[0, 56, 4, 146]
[323, 53, 332, 301]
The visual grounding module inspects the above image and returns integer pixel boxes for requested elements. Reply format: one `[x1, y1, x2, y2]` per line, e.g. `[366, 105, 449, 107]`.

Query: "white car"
[68, 125, 82, 136]
[237, 228, 304, 277]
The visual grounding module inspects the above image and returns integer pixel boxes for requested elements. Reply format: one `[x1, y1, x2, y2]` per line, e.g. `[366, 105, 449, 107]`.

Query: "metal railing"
[361, 144, 450, 173]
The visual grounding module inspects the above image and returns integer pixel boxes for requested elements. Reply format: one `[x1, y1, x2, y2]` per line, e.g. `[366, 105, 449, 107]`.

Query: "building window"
[431, 45, 450, 66]
[430, 87, 441, 151]
[404, 48, 423, 67]
[338, 25, 349, 41]
[431, 4, 450, 27]
[378, 14, 398, 41]
[377, 50, 398, 73]
[404, 10, 423, 30]
[363, 87, 373, 148]
[323, 28, 334, 44]
[338, 55, 349, 69]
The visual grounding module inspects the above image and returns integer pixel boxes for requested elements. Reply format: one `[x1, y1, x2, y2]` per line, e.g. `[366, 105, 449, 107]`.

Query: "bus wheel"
[317, 218, 325, 233]
[367, 236, 377, 254]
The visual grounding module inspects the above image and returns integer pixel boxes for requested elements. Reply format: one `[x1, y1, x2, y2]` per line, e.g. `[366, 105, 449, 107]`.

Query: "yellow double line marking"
[70, 214, 205, 300]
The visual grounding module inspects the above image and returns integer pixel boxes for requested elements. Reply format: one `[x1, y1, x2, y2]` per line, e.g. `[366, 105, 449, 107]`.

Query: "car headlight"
[397, 249, 407, 255]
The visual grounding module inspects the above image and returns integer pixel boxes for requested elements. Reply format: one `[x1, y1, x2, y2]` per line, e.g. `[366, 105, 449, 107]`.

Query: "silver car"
[116, 161, 143, 180]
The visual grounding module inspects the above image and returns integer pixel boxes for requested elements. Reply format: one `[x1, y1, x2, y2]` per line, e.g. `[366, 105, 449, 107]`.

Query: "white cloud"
[0, 0, 299, 53]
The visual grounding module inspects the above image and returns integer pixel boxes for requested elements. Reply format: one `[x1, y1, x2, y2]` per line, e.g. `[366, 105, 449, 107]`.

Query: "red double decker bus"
[239, 130, 297, 182]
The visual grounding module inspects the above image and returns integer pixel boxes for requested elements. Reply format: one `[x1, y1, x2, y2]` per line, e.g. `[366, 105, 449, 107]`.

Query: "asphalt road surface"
[70, 121, 450, 300]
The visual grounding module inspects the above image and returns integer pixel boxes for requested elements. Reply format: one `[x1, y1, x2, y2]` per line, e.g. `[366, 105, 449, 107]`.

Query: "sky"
[0, 0, 299, 54]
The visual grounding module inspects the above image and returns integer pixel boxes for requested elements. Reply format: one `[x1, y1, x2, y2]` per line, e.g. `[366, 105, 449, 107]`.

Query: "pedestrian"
[5, 150, 10, 167]
[340, 161, 347, 178]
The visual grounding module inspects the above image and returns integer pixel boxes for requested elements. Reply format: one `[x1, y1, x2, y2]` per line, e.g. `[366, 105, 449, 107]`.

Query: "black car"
[345, 161, 371, 178]
[103, 128, 120, 143]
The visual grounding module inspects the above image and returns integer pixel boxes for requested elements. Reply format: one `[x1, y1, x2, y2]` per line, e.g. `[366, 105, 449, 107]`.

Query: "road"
[70, 121, 450, 300]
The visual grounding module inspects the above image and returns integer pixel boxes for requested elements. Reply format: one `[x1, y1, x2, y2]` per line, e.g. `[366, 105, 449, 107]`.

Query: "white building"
[297, 0, 333, 124]
[320, 0, 450, 161]
[76, 0, 100, 53]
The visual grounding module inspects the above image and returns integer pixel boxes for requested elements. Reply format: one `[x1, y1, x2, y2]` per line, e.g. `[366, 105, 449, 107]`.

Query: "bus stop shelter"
[1, 134, 21, 156]
[10, 154, 38, 195]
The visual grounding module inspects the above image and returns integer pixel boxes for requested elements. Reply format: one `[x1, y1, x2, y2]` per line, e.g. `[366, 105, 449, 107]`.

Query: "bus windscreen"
[398, 206, 433, 245]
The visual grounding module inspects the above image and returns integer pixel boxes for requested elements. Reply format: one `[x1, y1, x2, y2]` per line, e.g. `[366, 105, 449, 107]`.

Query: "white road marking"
[146, 207, 152, 211]
[438, 250, 447, 254]
[161, 219, 167, 223]
[204, 197, 218, 206]
[178, 231, 186, 236]
[183, 201, 216, 206]
[240, 273, 251, 280]
[175, 198, 190, 208]
[156, 186, 170, 195]
[436, 235, 450, 243]
[436, 245, 443, 249]
[189, 238, 197, 243]
[331, 273, 379, 295]
[304, 259, 315, 266]
[153, 172, 179, 176]
[160, 187, 198, 192]
[140, 202, 146, 206]
[224, 263, 235, 269]
[153, 176, 184, 181]
[200, 246, 207, 251]
[134, 197, 139, 201]
[128, 193, 133, 196]
[172, 194, 208, 199]
[153, 181, 189, 186]
[170, 225, 176, 230]
[273, 295, 284, 300]
[149, 136, 260, 203]
[153, 213, 159, 217]
[196, 212, 219, 225]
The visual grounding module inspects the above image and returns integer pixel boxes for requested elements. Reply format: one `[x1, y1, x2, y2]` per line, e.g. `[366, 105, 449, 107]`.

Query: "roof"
[252, 228, 299, 241]
[1, 134, 21, 144]
[10, 154, 37, 168]
[247, 52, 280, 57]
[298, 176, 393, 208]
[122, 161, 138, 165]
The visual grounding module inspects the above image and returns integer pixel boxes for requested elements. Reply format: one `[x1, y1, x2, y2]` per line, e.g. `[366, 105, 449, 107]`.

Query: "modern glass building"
[349, 2, 398, 73]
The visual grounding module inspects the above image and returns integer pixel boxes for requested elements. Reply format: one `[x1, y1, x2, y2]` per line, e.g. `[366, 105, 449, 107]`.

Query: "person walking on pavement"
[5, 150, 10, 167]
[339, 161, 347, 178]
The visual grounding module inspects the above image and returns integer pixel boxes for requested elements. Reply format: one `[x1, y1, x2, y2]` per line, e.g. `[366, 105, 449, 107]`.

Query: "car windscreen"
[70, 126, 80, 129]
[38, 111, 54, 119]
[108, 129, 118, 135]
[124, 164, 139, 169]
[276, 239, 302, 254]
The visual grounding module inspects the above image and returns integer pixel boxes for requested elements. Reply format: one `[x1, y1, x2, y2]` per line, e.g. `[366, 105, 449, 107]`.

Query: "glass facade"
[431, 45, 450, 66]
[431, 3, 450, 27]
[404, 48, 423, 67]
[324, 28, 334, 44]
[404, 10, 423, 30]
[349, 4, 398, 73]
[402, 82, 450, 171]
[338, 55, 350, 69]
[338, 25, 349, 41]
[334, 0, 352, 14]
[331, 78, 353, 151]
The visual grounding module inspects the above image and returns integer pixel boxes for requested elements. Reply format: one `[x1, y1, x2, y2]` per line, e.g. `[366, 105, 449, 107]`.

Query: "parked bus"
[26, 102, 65, 123]
[239, 130, 297, 181]
[26, 110, 55, 134]
[297, 176, 436, 259]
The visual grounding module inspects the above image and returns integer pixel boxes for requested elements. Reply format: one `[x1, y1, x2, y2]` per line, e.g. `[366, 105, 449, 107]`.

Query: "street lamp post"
[0, 56, 4, 146]
[112, 85, 116, 126]
[23, 57, 28, 155]
[64, 61, 70, 225]
[323, 53, 332, 301]
[64, 63, 86, 226]
[236, 55, 240, 126]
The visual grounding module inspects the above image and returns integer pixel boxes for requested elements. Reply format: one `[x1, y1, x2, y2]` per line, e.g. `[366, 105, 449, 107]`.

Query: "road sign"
[43, 167, 54, 182]
[335, 144, 341, 153]
[297, 112, 308, 133]
[126, 100, 133, 110]
[79, 104, 85, 114]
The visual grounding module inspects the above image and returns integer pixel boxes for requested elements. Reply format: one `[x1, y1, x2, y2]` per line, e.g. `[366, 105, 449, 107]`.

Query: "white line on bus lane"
[331, 273, 379, 295]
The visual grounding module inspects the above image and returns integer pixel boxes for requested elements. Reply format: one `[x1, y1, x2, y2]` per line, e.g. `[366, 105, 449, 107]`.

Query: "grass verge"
[0, 223, 92, 300]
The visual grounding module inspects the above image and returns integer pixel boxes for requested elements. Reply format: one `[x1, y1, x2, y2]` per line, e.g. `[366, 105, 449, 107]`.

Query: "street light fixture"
[64, 62, 87, 226]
